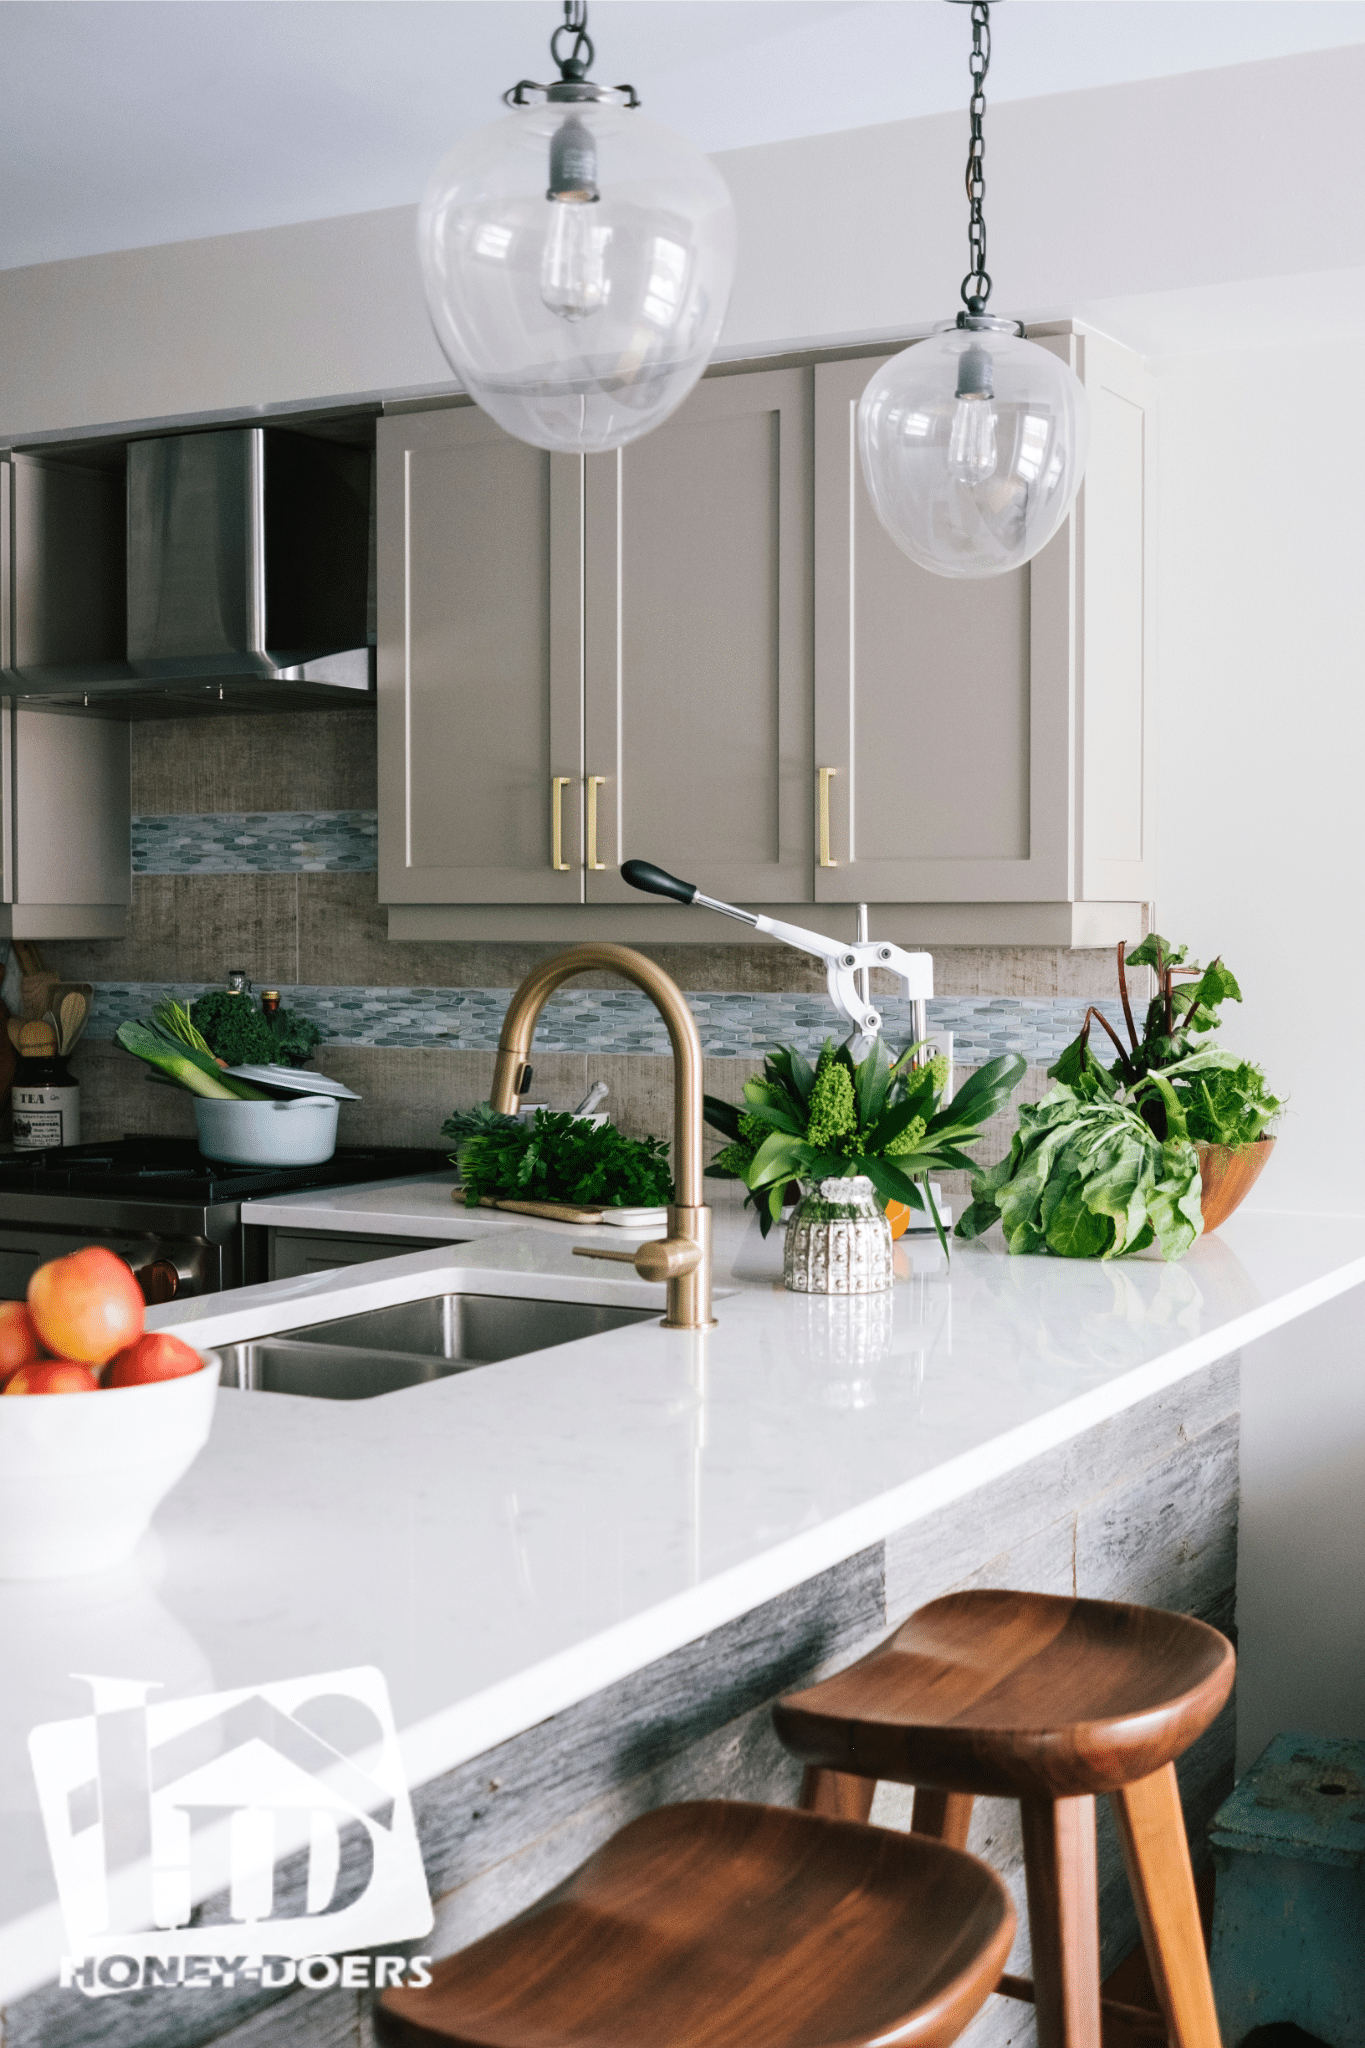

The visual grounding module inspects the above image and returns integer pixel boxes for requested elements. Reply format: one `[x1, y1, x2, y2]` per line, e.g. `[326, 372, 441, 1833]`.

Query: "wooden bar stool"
[773, 1590, 1236, 2048]
[376, 1798, 1015, 2048]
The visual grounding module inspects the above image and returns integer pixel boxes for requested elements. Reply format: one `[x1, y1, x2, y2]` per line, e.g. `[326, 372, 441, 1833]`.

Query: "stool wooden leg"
[798, 1766, 875, 1822]
[1110, 1763, 1220, 2048]
[1020, 1794, 1101, 2048]
[911, 1787, 976, 1850]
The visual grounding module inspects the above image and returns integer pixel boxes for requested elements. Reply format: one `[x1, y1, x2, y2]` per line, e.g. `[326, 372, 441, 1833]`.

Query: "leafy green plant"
[456, 1111, 673, 1210]
[1053, 935, 1282, 1150]
[704, 1037, 1026, 1253]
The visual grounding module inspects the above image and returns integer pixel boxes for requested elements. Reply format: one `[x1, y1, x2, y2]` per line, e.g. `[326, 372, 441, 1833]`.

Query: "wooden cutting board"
[450, 1196, 605, 1220]
[451, 1191, 605, 1224]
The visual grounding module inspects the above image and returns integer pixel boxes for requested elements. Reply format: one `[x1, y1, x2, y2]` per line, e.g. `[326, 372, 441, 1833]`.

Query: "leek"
[153, 997, 216, 1060]
[115, 1019, 269, 1100]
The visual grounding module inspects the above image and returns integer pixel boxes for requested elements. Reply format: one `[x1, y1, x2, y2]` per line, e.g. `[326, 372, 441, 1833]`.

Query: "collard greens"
[957, 1044, 1247, 1260]
[956, 1075, 1203, 1260]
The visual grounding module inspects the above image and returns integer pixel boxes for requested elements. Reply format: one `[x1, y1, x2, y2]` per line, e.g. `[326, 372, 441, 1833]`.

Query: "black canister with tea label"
[12, 1053, 81, 1149]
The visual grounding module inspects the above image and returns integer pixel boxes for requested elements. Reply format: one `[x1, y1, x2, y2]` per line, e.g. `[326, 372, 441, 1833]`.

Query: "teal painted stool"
[1208, 1733, 1365, 2047]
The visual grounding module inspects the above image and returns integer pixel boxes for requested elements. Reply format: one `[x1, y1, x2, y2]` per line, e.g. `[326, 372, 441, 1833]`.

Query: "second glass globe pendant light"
[859, 2, 1089, 578]
[417, 2, 737, 454]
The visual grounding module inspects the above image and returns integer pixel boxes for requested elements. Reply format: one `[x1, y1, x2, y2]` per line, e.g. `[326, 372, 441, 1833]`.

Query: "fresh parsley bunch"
[454, 1110, 673, 1211]
[704, 1037, 1025, 1252]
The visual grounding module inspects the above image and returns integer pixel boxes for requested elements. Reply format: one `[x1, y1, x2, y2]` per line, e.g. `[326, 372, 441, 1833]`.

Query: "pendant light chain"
[960, 1, 992, 316]
[551, 0, 594, 83]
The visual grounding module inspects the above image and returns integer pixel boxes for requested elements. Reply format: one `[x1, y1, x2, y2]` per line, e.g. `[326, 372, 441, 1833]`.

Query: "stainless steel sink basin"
[218, 1292, 659, 1400]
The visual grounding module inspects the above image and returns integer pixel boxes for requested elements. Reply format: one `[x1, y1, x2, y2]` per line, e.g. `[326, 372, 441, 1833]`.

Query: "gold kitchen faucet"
[488, 945, 715, 1331]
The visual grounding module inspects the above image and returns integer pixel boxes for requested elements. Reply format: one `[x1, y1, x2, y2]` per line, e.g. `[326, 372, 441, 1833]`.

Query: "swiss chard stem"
[1116, 939, 1139, 1054]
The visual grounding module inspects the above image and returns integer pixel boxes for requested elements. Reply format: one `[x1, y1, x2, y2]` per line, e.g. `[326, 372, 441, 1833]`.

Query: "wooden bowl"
[1196, 1137, 1275, 1234]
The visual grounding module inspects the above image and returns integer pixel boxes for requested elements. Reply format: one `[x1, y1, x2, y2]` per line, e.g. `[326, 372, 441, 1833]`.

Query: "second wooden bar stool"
[376, 1799, 1015, 2048]
[773, 1590, 1236, 2048]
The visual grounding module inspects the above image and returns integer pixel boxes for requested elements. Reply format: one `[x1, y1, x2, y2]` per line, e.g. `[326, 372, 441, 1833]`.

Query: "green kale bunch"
[456, 1110, 673, 1210]
[190, 991, 281, 1068]
[705, 1036, 1024, 1252]
[189, 990, 325, 1070]
[266, 1005, 324, 1069]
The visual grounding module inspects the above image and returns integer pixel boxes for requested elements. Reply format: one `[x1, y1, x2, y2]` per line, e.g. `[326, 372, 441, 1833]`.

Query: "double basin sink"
[219, 1292, 660, 1401]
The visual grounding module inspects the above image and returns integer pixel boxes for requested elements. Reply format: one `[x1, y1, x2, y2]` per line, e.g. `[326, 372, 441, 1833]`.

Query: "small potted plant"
[704, 1036, 1024, 1269]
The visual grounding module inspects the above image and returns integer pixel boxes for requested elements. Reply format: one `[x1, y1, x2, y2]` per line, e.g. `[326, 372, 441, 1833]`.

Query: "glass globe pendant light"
[858, 2, 1089, 579]
[417, 2, 737, 454]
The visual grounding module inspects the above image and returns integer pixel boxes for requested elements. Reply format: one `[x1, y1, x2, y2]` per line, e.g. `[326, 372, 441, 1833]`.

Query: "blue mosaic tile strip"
[132, 812, 378, 874]
[86, 985, 1128, 1065]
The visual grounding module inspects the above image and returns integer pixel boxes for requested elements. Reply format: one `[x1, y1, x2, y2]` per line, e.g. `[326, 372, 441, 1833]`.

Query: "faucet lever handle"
[572, 1237, 702, 1284]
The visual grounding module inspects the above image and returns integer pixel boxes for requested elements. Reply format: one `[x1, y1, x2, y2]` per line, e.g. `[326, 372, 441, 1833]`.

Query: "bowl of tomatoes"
[0, 1247, 219, 1579]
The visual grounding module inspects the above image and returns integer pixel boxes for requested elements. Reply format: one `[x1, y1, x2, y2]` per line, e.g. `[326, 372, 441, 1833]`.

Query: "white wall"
[1238, 1293, 1365, 1768]
[1153, 337, 1365, 1216]
[1153, 330, 1365, 1755]
[3, 43, 1365, 439]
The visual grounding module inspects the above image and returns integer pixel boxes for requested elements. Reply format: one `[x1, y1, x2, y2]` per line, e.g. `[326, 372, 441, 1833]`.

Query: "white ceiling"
[3, 0, 1365, 272]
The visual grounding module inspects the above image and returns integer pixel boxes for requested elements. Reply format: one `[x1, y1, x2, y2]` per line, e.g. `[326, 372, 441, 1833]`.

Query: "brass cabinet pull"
[551, 776, 571, 871]
[587, 775, 607, 870]
[818, 766, 838, 867]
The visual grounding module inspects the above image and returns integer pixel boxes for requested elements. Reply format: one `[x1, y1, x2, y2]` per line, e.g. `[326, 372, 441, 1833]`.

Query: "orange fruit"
[884, 1199, 913, 1241]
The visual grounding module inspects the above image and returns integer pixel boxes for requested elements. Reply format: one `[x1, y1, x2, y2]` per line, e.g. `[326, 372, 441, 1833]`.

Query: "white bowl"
[195, 1095, 339, 1165]
[0, 1354, 220, 1579]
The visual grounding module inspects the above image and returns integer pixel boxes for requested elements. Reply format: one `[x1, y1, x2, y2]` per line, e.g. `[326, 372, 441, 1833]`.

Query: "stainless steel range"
[0, 1138, 446, 1304]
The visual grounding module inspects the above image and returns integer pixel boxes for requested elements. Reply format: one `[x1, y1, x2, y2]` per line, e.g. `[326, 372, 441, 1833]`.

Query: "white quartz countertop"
[5, 1187, 1365, 1993]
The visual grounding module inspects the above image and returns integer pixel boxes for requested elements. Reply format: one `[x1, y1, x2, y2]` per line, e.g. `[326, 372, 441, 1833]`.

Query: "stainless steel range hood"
[2, 424, 375, 717]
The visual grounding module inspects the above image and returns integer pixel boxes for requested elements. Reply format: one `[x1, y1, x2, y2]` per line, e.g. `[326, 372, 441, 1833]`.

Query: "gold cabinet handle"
[818, 766, 838, 867]
[551, 776, 571, 871]
[587, 775, 607, 871]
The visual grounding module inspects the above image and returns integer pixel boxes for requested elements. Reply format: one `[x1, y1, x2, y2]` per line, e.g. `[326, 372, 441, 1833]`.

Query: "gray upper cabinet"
[377, 404, 584, 906]
[812, 327, 1154, 941]
[581, 367, 813, 905]
[378, 326, 1153, 944]
[0, 457, 131, 939]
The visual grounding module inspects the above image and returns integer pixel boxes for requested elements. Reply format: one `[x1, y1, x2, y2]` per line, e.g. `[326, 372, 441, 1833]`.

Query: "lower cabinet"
[266, 1229, 456, 1281]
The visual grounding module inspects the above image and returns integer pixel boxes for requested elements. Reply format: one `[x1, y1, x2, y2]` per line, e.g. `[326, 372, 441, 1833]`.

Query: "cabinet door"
[581, 368, 813, 904]
[813, 347, 1076, 905]
[377, 406, 584, 905]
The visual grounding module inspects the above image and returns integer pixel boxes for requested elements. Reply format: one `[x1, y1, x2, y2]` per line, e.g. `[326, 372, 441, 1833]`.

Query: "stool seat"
[376, 1800, 1015, 2048]
[774, 1589, 1235, 1799]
